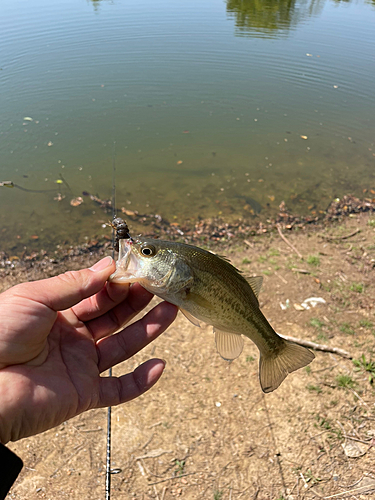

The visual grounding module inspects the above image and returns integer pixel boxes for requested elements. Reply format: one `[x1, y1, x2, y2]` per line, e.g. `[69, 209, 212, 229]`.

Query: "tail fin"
[259, 341, 315, 393]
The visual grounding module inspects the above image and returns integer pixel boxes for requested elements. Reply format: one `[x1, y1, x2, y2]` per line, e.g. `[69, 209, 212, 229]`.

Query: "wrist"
[0, 369, 35, 443]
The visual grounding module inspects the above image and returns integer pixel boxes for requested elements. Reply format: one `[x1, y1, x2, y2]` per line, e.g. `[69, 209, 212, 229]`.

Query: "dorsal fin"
[247, 276, 263, 298]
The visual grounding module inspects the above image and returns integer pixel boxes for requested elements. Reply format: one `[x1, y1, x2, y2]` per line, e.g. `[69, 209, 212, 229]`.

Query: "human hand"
[0, 256, 178, 443]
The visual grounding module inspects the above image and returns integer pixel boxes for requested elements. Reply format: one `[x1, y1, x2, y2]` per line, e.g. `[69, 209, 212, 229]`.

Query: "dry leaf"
[342, 439, 368, 458]
[70, 197, 83, 207]
[121, 208, 136, 216]
[293, 303, 305, 311]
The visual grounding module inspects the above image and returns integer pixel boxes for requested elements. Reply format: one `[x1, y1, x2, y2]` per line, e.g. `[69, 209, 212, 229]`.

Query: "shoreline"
[7, 197, 375, 500]
[1, 194, 374, 288]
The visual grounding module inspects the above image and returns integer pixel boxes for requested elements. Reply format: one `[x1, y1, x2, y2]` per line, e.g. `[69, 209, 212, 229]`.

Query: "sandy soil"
[3, 212, 375, 500]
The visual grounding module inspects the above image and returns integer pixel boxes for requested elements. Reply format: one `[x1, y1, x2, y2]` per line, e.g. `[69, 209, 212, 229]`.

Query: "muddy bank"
[1, 195, 375, 290]
[6, 207, 375, 500]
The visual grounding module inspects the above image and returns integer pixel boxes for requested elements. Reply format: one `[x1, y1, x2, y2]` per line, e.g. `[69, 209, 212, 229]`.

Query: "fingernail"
[90, 256, 113, 272]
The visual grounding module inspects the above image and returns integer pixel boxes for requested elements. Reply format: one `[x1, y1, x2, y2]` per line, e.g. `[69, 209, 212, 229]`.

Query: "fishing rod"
[106, 144, 133, 499]
[106, 142, 117, 500]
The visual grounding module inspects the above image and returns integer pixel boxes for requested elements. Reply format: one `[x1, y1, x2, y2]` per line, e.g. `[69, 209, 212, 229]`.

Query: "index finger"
[13, 257, 115, 312]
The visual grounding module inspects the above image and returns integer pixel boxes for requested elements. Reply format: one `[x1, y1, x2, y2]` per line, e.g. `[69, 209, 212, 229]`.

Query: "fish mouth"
[109, 239, 141, 283]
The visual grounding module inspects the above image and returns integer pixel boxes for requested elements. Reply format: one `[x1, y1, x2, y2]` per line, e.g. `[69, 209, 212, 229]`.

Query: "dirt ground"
[3, 213, 375, 500]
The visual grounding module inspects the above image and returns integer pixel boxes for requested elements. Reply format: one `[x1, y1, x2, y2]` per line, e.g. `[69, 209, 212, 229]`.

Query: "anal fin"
[214, 328, 244, 360]
[180, 308, 201, 327]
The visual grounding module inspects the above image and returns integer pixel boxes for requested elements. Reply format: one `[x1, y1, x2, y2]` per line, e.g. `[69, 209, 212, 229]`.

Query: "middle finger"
[85, 283, 154, 340]
[96, 300, 178, 372]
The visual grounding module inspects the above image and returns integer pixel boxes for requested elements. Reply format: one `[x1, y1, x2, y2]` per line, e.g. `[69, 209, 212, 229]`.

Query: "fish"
[109, 237, 314, 393]
[235, 195, 262, 214]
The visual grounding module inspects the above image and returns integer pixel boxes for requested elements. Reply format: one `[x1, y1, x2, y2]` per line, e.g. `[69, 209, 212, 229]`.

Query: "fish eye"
[141, 244, 156, 257]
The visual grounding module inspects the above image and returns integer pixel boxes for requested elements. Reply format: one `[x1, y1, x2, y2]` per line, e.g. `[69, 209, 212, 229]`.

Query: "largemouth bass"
[110, 237, 314, 392]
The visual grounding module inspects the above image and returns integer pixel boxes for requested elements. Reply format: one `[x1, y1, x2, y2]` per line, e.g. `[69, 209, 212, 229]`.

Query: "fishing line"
[0, 180, 57, 193]
[106, 141, 116, 500]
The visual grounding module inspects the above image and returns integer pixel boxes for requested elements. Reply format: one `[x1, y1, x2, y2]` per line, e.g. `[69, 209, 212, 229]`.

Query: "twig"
[140, 433, 154, 450]
[337, 477, 363, 490]
[343, 435, 373, 446]
[149, 421, 163, 429]
[279, 335, 352, 359]
[300, 472, 309, 489]
[276, 224, 303, 259]
[275, 271, 288, 284]
[311, 364, 337, 374]
[135, 449, 172, 460]
[237, 485, 253, 499]
[289, 478, 299, 496]
[148, 472, 199, 485]
[161, 487, 167, 500]
[319, 229, 361, 241]
[292, 268, 311, 274]
[50, 444, 85, 477]
[73, 425, 102, 433]
[323, 482, 375, 499]
[153, 485, 160, 500]
[349, 388, 369, 407]
[263, 395, 287, 499]
[310, 488, 324, 498]
[136, 460, 146, 476]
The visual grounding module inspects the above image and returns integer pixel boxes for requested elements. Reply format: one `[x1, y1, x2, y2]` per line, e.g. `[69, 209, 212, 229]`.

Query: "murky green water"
[1, 0, 375, 254]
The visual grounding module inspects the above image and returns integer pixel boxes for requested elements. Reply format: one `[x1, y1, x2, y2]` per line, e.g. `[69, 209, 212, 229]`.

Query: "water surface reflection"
[227, 0, 375, 37]
[0, 0, 374, 255]
[227, 0, 324, 37]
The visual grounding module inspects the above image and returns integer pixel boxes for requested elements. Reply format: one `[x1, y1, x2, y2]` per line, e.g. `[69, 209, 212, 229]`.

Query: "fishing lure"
[110, 217, 132, 252]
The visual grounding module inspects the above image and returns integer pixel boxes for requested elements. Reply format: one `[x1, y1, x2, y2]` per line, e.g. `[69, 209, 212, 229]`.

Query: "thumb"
[17, 256, 115, 311]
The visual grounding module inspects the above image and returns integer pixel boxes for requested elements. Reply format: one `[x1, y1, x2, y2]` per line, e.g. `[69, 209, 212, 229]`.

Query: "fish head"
[109, 237, 190, 294]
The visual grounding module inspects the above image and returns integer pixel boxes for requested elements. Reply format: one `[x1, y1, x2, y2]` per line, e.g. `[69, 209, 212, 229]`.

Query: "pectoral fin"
[185, 291, 214, 310]
[180, 308, 200, 327]
[214, 328, 244, 360]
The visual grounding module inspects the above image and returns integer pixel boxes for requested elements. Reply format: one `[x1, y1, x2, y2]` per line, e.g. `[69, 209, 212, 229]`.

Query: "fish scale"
[110, 236, 314, 393]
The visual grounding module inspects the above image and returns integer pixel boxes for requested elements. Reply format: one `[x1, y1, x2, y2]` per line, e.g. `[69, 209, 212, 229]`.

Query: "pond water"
[1, 0, 375, 254]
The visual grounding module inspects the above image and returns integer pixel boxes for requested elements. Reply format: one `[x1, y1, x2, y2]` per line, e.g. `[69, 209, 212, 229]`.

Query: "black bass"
[110, 237, 314, 392]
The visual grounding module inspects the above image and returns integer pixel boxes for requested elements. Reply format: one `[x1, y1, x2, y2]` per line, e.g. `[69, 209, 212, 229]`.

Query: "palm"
[20, 316, 104, 433]
[0, 263, 177, 443]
